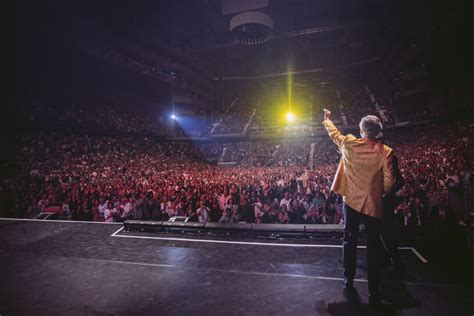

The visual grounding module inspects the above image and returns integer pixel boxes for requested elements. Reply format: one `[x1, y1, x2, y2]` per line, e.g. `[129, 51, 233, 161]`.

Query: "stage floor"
[0, 219, 472, 316]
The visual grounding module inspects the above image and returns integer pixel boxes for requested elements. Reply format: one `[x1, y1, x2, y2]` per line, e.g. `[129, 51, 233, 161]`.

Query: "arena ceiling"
[142, 0, 469, 97]
[60, 0, 398, 78]
[91, 0, 456, 87]
[13, 1, 469, 108]
[157, 0, 390, 76]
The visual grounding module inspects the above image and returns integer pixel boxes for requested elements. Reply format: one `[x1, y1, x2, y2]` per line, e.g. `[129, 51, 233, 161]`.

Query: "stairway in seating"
[210, 97, 239, 134]
[219, 146, 227, 163]
[308, 143, 315, 169]
[336, 89, 348, 126]
[363, 84, 389, 122]
[242, 101, 259, 134]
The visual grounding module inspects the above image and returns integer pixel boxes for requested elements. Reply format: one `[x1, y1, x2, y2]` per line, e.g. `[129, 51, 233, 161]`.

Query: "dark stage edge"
[0, 219, 472, 316]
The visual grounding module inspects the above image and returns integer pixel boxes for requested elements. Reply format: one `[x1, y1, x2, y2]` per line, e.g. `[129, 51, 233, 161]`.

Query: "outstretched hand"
[323, 108, 332, 121]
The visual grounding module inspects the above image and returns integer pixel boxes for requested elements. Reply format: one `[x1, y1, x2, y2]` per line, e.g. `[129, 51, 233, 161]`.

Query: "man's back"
[323, 119, 396, 218]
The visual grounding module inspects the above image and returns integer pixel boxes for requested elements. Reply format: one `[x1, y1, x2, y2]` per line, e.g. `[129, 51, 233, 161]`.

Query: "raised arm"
[322, 108, 345, 147]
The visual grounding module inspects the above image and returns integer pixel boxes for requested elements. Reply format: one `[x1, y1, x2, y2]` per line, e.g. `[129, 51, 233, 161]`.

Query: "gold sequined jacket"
[323, 119, 396, 218]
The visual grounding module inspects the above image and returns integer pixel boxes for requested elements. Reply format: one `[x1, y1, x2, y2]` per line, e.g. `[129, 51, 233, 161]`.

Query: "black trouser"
[343, 203, 382, 297]
[381, 197, 402, 268]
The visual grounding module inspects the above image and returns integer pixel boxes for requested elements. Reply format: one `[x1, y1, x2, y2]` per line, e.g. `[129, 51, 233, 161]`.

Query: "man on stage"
[322, 109, 397, 305]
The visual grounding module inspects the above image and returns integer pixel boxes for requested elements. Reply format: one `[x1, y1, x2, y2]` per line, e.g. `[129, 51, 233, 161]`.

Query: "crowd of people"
[385, 109, 436, 125]
[1, 131, 343, 225]
[220, 142, 251, 163]
[267, 139, 311, 167]
[1, 118, 472, 240]
[21, 104, 188, 138]
[212, 98, 255, 134]
[16, 82, 442, 147]
[382, 122, 473, 242]
[340, 86, 377, 125]
[213, 139, 312, 166]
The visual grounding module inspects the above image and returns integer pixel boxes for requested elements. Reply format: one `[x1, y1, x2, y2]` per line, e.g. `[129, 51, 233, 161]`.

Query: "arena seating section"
[2, 97, 472, 247]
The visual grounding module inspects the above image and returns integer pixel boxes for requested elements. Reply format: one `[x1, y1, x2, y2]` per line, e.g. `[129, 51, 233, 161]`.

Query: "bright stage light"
[286, 112, 295, 122]
[171, 114, 177, 120]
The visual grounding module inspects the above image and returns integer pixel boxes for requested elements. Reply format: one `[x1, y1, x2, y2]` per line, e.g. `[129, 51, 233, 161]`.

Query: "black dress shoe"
[344, 278, 354, 289]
